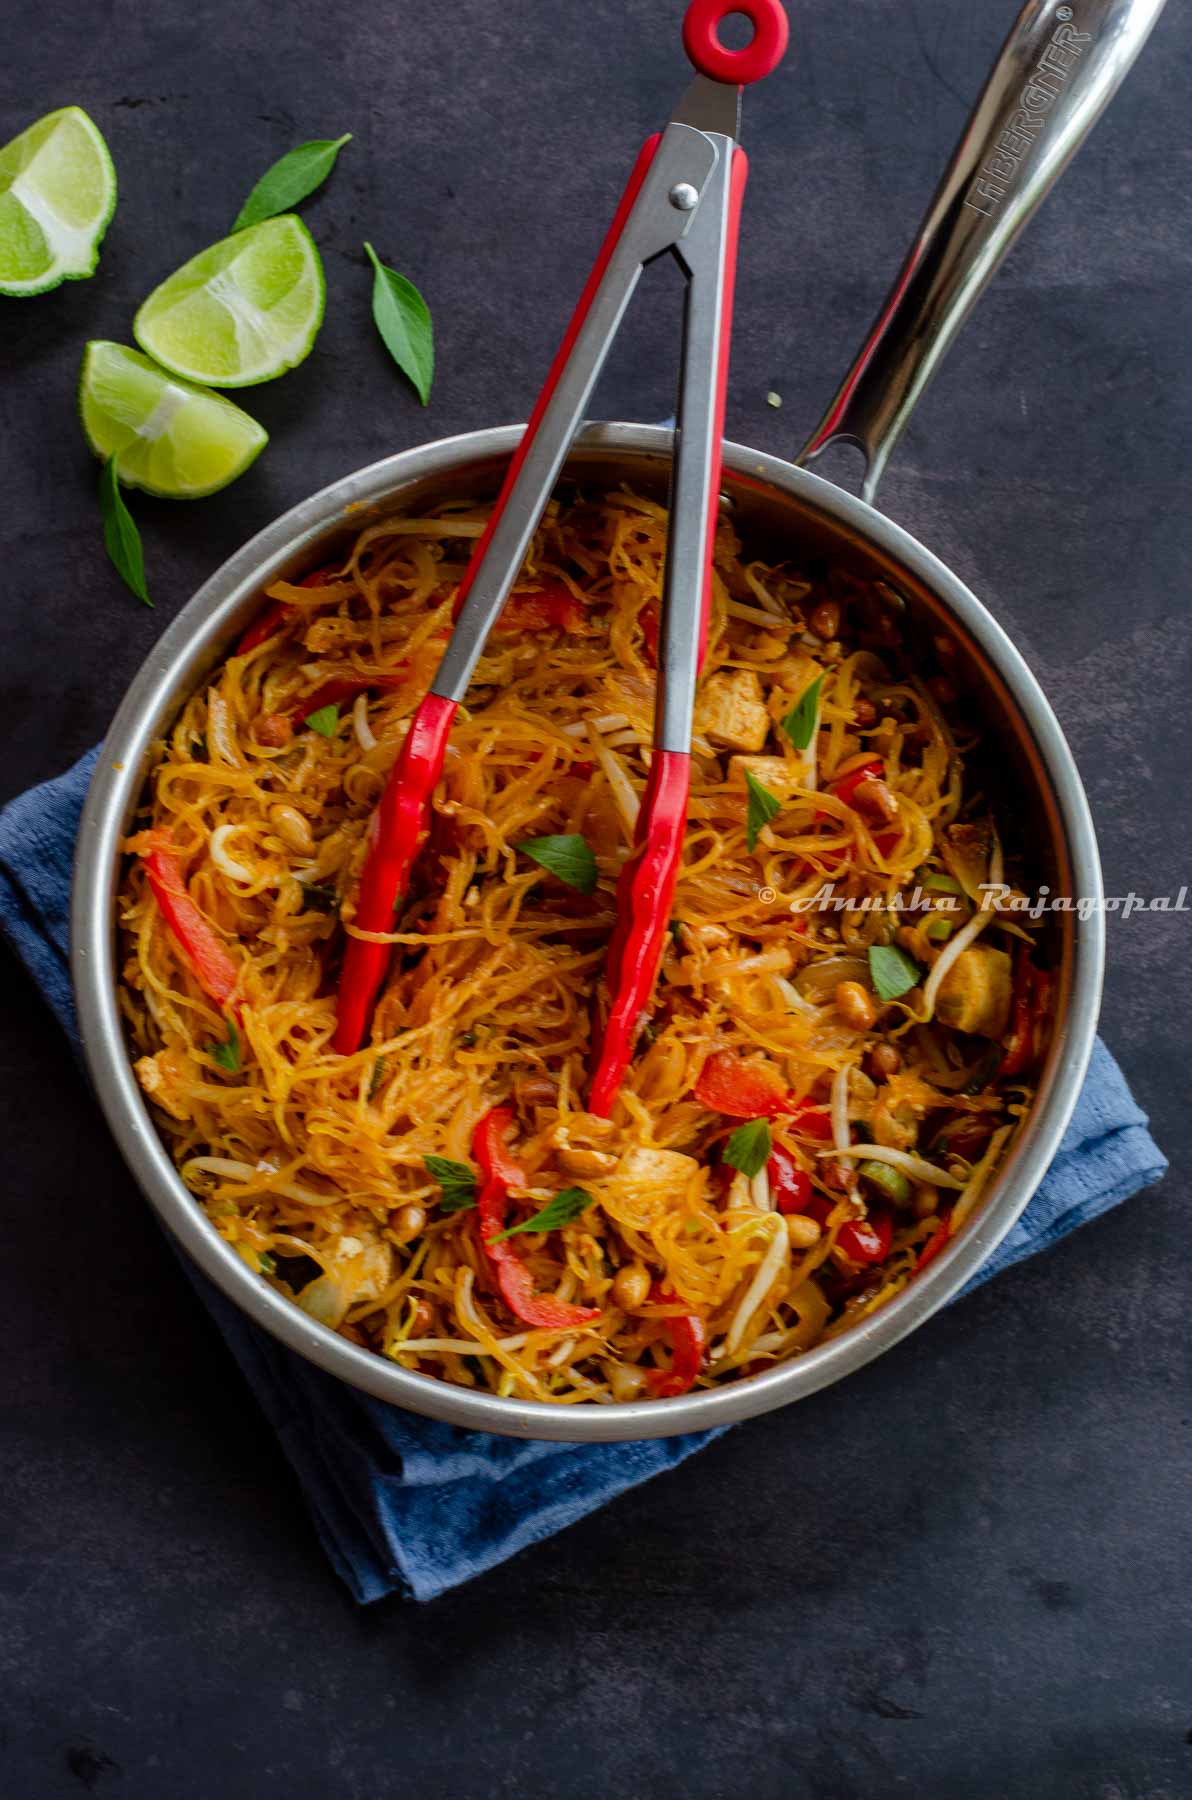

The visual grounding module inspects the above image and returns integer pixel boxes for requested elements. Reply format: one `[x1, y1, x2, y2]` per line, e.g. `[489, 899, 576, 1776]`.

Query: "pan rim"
[70, 421, 1105, 1442]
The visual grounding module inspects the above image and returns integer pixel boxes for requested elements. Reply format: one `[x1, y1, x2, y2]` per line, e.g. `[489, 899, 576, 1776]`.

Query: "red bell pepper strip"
[645, 1283, 707, 1398]
[813, 759, 900, 863]
[495, 583, 587, 634]
[824, 758, 884, 813]
[471, 1107, 601, 1332]
[836, 1209, 893, 1266]
[695, 1051, 832, 1138]
[235, 566, 340, 656]
[291, 673, 406, 727]
[767, 1145, 814, 1215]
[237, 598, 294, 657]
[695, 1050, 793, 1119]
[788, 1100, 834, 1142]
[915, 1211, 953, 1272]
[1000, 952, 1051, 1078]
[141, 837, 240, 1012]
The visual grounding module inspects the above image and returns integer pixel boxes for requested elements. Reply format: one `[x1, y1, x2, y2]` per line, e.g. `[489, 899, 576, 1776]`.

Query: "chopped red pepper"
[235, 565, 340, 656]
[798, 1191, 835, 1225]
[236, 599, 294, 657]
[694, 1051, 833, 1137]
[915, 1211, 953, 1271]
[495, 583, 588, 635]
[788, 1099, 834, 1141]
[836, 1209, 893, 1266]
[471, 1107, 601, 1332]
[823, 758, 884, 813]
[645, 1283, 707, 1397]
[1000, 951, 1051, 1078]
[140, 836, 240, 1012]
[695, 1050, 791, 1119]
[290, 672, 406, 727]
[767, 1145, 813, 1215]
[812, 759, 900, 863]
[472, 1105, 524, 1190]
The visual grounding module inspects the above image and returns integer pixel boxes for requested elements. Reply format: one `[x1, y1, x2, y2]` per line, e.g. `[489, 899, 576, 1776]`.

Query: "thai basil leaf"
[744, 769, 782, 854]
[723, 1117, 771, 1180]
[781, 674, 823, 751]
[364, 241, 434, 405]
[487, 1186, 594, 1243]
[233, 135, 352, 231]
[516, 833, 597, 896]
[99, 457, 152, 607]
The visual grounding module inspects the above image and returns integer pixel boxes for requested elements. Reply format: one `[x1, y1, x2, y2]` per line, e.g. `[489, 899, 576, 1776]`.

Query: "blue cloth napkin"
[0, 748, 1168, 1603]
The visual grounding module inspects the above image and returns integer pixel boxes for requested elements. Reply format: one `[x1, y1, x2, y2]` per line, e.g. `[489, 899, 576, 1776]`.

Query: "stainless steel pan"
[71, 0, 1161, 1442]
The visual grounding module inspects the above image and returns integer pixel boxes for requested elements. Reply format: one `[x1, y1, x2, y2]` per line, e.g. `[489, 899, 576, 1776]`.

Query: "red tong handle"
[332, 137, 664, 1054]
[587, 146, 748, 1111]
[588, 750, 691, 1117]
[682, 0, 789, 86]
[332, 693, 457, 1054]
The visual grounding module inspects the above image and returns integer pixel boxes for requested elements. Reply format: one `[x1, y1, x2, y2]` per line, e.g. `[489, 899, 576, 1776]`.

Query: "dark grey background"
[2, 1, 1190, 1795]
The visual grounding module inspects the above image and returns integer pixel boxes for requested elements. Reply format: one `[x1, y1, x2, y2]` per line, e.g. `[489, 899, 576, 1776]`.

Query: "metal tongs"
[333, 0, 791, 1112]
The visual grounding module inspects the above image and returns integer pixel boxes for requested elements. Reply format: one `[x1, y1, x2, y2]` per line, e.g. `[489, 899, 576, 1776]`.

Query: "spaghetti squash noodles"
[118, 488, 1051, 1404]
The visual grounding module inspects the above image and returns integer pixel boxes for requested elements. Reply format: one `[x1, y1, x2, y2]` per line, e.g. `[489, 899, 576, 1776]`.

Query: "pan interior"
[73, 427, 1097, 1442]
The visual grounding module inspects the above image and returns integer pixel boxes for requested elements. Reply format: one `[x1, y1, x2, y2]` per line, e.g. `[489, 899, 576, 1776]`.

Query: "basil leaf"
[301, 881, 339, 914]
[211, 1020, 241, 1072]
[488, 1186, 594, 1244]
[304, 702, 339, 736]
[99, 457, 152, 607]
[723, 1117, 772, 1180]
[364, 241, 434, 405]
[425, 1155, 478, 1213]
[781, 674, 823, 752]
[516, 833, 597, 895]
[233, 134, 352, 231]
[868, 943, 922, 1002]
[744, 769, 782, 854]
[439, 1190, 479, 1215]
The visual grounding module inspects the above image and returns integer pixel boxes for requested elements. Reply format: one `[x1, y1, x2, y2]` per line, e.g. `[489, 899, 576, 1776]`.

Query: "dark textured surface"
[2, 1, 1190, 1795]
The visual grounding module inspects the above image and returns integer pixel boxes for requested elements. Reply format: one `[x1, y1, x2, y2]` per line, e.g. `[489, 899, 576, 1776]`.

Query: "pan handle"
[796, 0, 1167, 503]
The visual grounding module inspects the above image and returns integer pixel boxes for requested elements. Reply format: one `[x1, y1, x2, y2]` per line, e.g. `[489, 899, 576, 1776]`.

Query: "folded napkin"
[0, 749, 1168, 1602]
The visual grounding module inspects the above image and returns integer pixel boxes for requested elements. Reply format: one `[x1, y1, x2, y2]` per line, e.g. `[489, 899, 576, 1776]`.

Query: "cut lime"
[133, 215, 325, 387]
[80, 342, 268, 498]
[0, 107, 116, 297]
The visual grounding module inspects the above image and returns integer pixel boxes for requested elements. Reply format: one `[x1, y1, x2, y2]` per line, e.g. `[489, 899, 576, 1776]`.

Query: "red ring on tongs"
[682, 0, 789, 86]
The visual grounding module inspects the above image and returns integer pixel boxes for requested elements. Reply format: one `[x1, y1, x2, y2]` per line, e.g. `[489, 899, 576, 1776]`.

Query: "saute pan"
[71, 0, 1162, 1441]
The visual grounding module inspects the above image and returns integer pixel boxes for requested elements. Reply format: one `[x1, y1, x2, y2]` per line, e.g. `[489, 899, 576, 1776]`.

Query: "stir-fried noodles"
[118, 490, 1051, 1404]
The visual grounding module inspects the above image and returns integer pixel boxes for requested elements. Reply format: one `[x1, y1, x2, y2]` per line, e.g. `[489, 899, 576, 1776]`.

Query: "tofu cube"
[619, 1146, 700, 1189]
[695, 669, 770, 753]
[728, 755, 803, 798]
[935, 944, 1013, 1038]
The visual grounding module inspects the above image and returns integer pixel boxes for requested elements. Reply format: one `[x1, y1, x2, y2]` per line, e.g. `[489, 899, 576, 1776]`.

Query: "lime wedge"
[0, 107, 116, 297]
[133, 215, 325, 387]
[80, 342, 268, 498]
